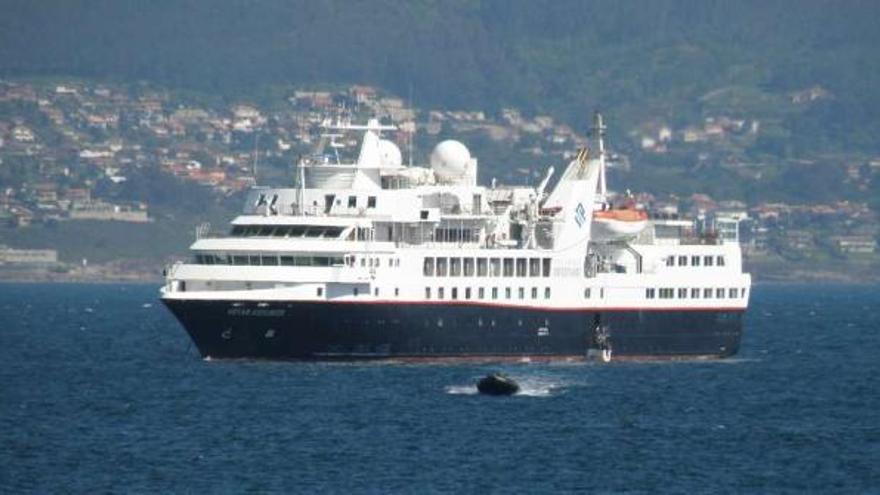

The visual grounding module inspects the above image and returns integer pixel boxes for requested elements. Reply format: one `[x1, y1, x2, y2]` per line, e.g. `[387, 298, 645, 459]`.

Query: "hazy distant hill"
[2, 0, 879, 154]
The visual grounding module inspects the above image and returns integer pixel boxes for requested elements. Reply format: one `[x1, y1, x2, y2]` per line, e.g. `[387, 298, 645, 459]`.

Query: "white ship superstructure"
[161, 115, 751, 360]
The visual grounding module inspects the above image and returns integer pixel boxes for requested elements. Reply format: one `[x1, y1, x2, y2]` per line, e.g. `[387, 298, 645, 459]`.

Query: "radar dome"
[430, 140, 471, 183]
[378, 139, 403, 168]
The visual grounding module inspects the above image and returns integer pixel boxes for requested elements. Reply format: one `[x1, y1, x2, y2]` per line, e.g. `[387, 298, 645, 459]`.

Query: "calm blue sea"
[0, 283, 878, 493]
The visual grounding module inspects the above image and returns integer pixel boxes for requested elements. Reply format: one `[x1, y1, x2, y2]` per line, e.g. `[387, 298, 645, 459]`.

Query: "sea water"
[0, 283, 878, 493]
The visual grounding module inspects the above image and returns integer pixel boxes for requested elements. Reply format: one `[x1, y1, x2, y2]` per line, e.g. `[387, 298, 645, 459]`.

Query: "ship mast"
[592, 111, 608, 200]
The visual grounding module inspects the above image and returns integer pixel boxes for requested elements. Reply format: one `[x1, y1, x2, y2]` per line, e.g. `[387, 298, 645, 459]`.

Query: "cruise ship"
[160, 114, 751, 361]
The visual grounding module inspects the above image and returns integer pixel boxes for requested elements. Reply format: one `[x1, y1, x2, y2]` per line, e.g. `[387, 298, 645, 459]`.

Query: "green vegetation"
[2, 1, 878, 155]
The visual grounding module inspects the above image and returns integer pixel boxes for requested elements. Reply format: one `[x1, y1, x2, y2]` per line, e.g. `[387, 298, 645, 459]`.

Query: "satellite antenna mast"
[408, 82, 414, 167]
[252, 132, 260, 185]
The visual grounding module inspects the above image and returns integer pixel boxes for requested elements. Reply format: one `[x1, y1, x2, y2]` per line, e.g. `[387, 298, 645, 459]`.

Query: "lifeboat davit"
[591, 205, 648, 240]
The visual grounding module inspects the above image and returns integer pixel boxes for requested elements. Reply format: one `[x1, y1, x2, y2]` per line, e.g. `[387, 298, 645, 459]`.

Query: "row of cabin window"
[425, 286, 552, 301]
[194, 254, 345, 267]
[424, 257, 552, 278]
[353, 257, 400, 268]
[645, 287, 746, 299]
[230, 225, 345, 238]
[665, 255, 726, 267]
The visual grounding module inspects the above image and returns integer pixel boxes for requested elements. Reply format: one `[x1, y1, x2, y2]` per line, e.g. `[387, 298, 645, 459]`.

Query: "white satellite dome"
[377, 139, 403, 168]
[430, 140, 471, 183]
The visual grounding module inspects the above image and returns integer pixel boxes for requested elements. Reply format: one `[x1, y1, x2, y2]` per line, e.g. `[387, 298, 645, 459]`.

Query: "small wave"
[142, 303, 153, 308]
[445, 385, 478, 395]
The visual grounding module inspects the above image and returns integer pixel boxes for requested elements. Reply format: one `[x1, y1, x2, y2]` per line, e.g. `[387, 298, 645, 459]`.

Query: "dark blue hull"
[161, 299, 744, 360]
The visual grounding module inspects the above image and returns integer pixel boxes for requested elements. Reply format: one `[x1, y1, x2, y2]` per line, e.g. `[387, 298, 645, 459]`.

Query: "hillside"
[1, 1, 879, 157]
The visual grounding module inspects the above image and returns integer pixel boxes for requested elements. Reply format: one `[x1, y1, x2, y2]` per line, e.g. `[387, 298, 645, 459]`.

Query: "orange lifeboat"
[591, 203, 648, 240]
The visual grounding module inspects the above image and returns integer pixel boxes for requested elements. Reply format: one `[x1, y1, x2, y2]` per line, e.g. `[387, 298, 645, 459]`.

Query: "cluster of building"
[637, 192, 877, 257]
[0, 79, 877, 274]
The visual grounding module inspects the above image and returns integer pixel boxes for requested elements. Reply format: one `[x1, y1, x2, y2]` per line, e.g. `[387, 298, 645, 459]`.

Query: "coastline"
[1, 264, 876, 285]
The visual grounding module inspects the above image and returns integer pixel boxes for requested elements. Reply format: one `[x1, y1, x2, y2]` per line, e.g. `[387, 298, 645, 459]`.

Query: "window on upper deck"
[490, 258, 501, 277]
[367, 196, 377, 208]
[666, 256, 674, 267]
[503, 258, 514, 277]
[717, 256, 726, 267]
[348, 196, 357, 208]
[464, 258, 475, 277]
[231, 226, 245, 236]
[516, 258, 527, 277]
[436, 257, 448, 276]
[477, 258, 488, 277]
[691, 255, 700, 267]
[542, 258, 552, 277]
[450, 258, 462, 276]
[529, 258, 540, 277]
[704, 256, 714, 267]
[678, 256, 688, 266]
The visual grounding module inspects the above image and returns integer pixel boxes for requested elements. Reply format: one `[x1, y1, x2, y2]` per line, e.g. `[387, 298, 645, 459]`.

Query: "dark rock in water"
[477, 373, 520, 396]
